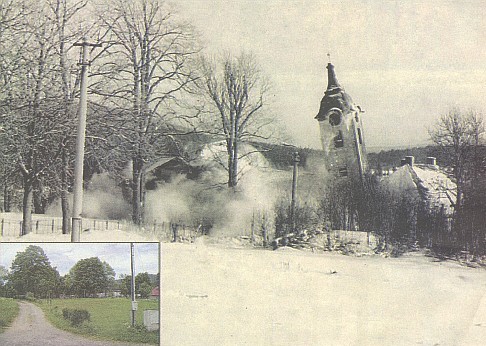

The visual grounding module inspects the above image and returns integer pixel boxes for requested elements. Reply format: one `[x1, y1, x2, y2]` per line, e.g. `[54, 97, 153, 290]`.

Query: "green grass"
[0, 298, 19, 333]
[36, 298, 159, 344]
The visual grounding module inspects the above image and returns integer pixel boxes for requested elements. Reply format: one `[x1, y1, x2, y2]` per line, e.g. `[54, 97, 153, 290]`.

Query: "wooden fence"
[0, 217, 128, 237]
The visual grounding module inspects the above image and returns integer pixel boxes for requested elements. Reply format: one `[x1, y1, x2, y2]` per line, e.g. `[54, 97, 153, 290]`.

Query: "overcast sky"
[175, 0, 486, 150]
[0, 243, 159, 278]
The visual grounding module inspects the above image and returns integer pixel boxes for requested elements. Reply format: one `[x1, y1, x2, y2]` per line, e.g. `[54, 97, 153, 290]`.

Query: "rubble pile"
[272, 229, 377, 256]
[272, 230, 324, 251]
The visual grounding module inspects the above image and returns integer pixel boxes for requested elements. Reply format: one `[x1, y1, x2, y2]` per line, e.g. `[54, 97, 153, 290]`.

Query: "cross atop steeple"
[327, 53, 332, 64]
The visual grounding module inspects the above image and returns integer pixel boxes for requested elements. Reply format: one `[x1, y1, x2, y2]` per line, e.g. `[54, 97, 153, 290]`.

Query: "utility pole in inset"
[290, 151, 300, 233]
[71, 38, 101, 242]
[130, 242, 137, 326]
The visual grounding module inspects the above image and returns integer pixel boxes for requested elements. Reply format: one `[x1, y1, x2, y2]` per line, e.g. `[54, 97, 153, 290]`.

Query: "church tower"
[315, 62, 368, 182]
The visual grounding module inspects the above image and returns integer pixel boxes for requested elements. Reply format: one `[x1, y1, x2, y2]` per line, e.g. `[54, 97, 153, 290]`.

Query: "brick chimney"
[402, 156, 414, 167]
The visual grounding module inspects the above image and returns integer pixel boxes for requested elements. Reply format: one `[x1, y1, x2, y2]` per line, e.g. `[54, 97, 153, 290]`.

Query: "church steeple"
[315, 61, 354, 121]
[326, 63, 341, 90]
[314, 59, 368, 184]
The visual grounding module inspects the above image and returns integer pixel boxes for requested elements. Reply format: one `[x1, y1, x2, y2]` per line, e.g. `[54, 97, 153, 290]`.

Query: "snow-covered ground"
[162, 239, 486, 346]
[0, 228, 159, 242]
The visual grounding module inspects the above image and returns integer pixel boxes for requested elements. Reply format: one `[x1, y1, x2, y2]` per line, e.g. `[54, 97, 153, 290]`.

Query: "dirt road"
[0, 301, 152, 346]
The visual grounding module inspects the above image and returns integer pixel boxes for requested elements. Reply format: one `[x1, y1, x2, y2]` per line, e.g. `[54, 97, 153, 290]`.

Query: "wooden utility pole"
[251, 211, 255, 244]
[290, 151, 300, 233]
[130, 242, 137, 326]
[71, 38, 101, 242]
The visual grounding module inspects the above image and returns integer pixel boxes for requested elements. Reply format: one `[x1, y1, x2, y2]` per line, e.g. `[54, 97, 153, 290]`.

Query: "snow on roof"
[386, 164, 456, 213]
[412, 165, 456, 210]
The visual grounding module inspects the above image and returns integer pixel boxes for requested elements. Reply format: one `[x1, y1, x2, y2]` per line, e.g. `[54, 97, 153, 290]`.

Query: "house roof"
[386, 164, 456, 213]
[151, 287, 160, 296]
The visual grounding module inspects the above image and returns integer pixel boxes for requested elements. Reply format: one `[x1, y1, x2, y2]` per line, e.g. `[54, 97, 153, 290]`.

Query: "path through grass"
[37, 298, 159, 344]
[0, 298, 19, 333]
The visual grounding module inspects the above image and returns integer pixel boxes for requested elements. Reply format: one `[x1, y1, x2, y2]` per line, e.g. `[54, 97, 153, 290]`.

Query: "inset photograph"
[0, 242, 159, 346]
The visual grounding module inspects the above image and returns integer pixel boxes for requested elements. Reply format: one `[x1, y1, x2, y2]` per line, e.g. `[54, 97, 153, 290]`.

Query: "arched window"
[328, 110, 342, 126]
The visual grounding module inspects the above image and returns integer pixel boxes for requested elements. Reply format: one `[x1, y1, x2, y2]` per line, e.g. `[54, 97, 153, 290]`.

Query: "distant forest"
[367, 146, 446, 170]
[251, 142, 463, 172]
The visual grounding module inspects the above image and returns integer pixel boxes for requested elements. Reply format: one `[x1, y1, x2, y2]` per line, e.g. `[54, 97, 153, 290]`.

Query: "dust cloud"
[46, 173, 130, 220]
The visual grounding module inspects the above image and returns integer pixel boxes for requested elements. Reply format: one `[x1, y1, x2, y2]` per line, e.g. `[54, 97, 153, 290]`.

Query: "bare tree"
[0, 0, 25, 212]
[1, 1, 60, 234]
[199, 52, 272, 189]
[91, 0, 198, 224]
[429, 109, 485, 255]
[429, 109, 485, 210]
[0, 0, 84, 234]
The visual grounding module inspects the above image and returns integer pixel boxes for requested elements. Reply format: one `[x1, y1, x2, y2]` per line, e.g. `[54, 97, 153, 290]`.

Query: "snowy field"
[162, 239, 486, 346]
[0, 228, 159, 242]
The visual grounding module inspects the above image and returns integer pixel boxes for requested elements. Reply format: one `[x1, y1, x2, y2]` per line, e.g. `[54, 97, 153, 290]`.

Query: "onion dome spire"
[326, 54, 341, 91]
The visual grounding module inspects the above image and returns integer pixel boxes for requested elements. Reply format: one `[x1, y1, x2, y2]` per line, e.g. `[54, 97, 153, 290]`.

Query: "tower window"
[338, 167, 348, 177]
[334, 130, 344, 148]
[328, 110, 342, 126]
[357, 128, 363, 144]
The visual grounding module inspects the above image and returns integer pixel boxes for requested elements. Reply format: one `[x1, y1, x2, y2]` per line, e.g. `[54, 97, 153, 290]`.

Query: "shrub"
[25, 292, 36, 301]
[62, 308, 90, 326]
[274, 197, 320, 238]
